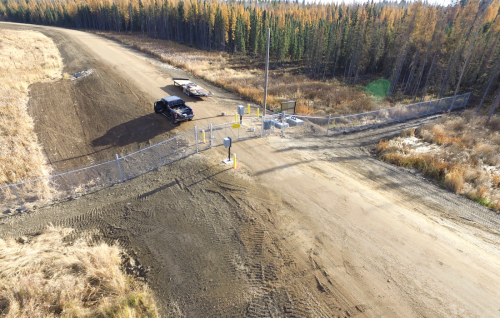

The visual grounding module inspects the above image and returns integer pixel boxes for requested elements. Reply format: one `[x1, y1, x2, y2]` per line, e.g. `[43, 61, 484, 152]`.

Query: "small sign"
[232, 123, 241, 129]
[237, 105, 245, 116]
[281, 101, 296, 114]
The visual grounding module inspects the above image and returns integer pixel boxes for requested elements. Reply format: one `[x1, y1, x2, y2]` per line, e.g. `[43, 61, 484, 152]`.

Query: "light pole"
[263, 28, 270, 117]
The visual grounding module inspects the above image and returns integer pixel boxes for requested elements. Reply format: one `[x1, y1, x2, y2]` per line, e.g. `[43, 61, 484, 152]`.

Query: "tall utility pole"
[263, 28, 270, 117]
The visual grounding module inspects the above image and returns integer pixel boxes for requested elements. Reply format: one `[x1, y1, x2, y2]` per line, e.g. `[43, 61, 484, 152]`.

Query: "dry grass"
[493, 173, 500, 187]
[378, 110, 500, 211]
[444, 167, 465, 194]
[0, 226, 158, 317]
[96, 32, 380, 116]
[0, 29, 62, 187]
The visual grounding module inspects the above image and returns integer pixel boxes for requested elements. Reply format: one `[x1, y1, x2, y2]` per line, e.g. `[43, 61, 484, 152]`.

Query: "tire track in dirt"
[0, 151, 357, 317]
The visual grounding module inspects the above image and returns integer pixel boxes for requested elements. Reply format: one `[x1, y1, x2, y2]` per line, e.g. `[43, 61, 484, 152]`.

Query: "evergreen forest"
[1, 0, 500, 107]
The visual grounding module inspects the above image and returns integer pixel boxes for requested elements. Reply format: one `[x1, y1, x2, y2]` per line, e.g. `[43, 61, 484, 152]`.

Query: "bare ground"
[1, 22, 500, 317]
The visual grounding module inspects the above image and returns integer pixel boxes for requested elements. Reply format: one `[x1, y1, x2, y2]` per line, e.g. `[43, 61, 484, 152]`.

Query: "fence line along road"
[0, 93, 470, 213]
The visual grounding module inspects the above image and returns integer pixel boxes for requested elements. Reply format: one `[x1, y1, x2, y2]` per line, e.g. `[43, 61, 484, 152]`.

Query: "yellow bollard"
[235, 113, 238, 122]
[248, 105, 251, 114]
[202, 130, 206, 143]
[233, 154, 237, 169]
[257, 109, 260, 117]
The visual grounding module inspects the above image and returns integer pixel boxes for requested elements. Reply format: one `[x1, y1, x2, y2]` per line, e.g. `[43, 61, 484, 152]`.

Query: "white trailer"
[173, 78, 214, 97]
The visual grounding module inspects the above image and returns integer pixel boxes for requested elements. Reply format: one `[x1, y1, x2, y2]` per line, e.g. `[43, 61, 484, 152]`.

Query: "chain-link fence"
[0, 120, 269, 212]
[285, 93, 470, 137]
[0, 94, 470, 212]
[210, 117, 264, 146]
[0, 128, 199, 213]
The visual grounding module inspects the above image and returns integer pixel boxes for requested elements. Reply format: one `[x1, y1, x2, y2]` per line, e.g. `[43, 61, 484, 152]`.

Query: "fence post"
[261, 115, 264, 138]
[462, 93, 470, 108]
[116, 154, 124, 183]
[209, 123, 213, 147]
[158, 144, 162, 167]
[281, 111, 286, 137]
[434, 99, 440, 113]
[11, 184, 24, 212]
[448, 95, 457, 112]
[326, 114, 331, 136]
[68, 172, 77, 198]
[397, 105, 403, 121]
[425, 101, 432, 115]
[195, 125, 199, 153]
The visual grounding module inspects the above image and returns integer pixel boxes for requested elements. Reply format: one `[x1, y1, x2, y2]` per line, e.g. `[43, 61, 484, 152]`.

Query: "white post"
[209, 123, 213, 147]
[282, 111, 286, 137]
[158, 144, 162, 167]
[68, 172, 77, 198]
[195, 125, 199, 153]
[116, 154, 124, 183]
[261, 115, 264, 138]
[326, 114, 331, 136]
[305, 116, 308, 136]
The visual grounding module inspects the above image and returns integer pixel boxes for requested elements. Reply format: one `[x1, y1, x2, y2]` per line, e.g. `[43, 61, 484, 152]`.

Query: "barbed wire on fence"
[0, 93, 471, 213]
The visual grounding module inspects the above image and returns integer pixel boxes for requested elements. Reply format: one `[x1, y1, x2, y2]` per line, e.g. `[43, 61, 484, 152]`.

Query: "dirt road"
[1, 22, 500, 317]
[0, 22, 246, 174]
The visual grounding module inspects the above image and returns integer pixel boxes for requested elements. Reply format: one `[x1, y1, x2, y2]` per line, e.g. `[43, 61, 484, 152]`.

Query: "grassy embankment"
[95, 32, 385, 116]
[0, 29, 60, 189]
[377, 110, 500, 211]
[0, 226, 158, 317]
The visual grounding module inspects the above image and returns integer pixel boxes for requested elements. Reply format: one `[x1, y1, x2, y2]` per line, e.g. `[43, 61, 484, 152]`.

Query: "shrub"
[381, 111, 500, 213]
[444, 168, 465, 194]
[493, 173, 500, 187]
[400, 128, 415, 138]
[468, 187, 493, 208]
[0, 227, 158, 317]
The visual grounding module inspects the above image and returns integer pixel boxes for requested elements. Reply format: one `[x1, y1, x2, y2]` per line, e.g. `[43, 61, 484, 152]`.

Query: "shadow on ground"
[92, 114, 174, 148]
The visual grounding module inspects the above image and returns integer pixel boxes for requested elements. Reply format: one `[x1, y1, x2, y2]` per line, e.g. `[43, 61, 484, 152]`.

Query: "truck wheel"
[154, 104, 162, 114]
[171, 117, 176, 125]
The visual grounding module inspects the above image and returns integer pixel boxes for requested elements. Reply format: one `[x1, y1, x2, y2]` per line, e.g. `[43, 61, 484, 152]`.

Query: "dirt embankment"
[0, 29, 62, 185]
[22, 27, 166, 174]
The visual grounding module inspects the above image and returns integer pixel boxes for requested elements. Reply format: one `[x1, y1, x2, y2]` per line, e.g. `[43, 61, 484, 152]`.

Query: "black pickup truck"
[154, 96, 194, 124]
